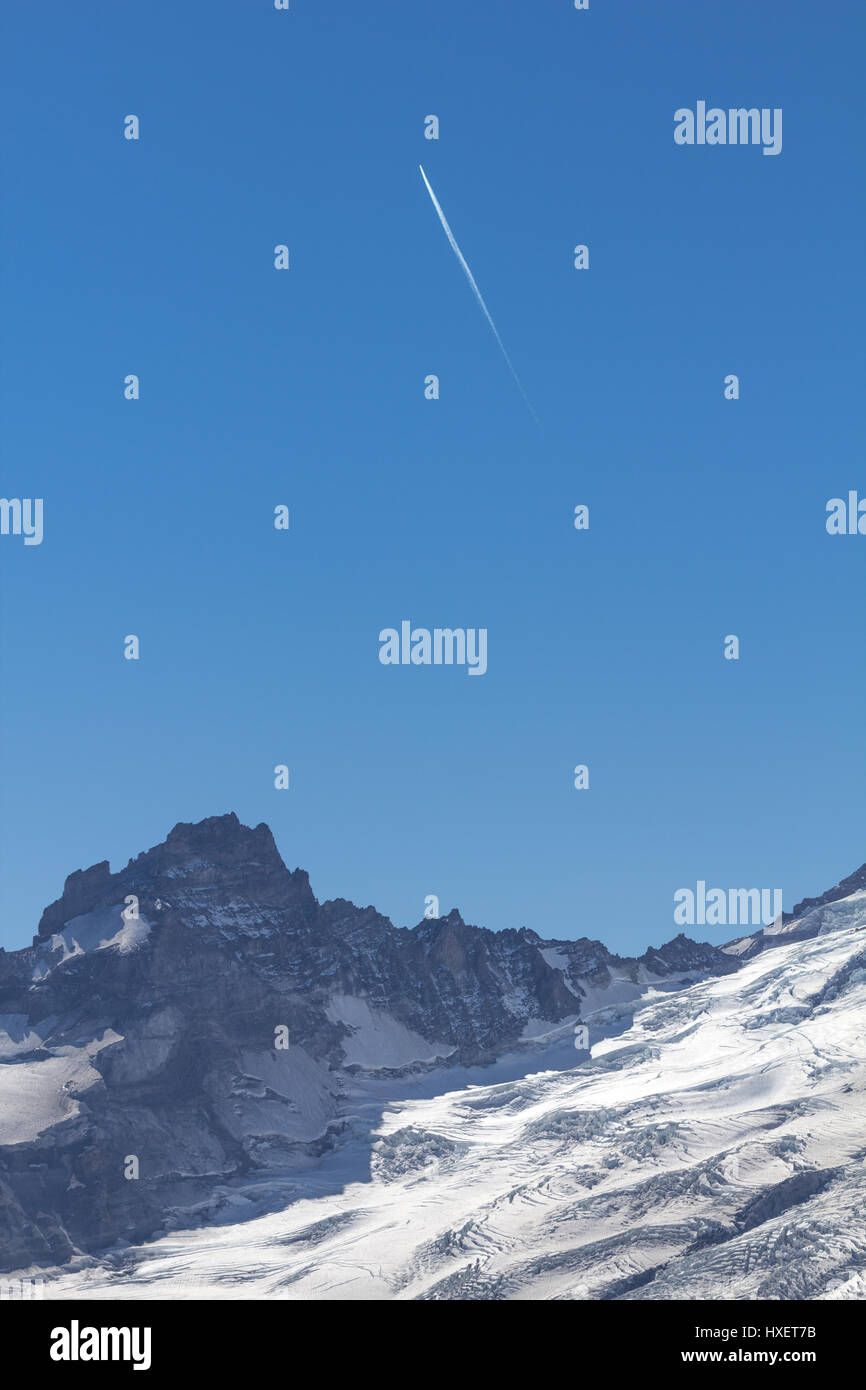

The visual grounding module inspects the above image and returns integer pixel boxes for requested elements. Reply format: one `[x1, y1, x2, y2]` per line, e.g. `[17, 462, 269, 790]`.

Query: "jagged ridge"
[0, 814, 858, 1274]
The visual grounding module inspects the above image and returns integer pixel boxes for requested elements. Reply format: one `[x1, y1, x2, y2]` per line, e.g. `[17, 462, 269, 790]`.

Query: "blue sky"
[1, 0, 863, 955]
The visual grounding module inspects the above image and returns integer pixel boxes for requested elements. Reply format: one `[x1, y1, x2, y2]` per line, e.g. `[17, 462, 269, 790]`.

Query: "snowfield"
[23, 896, 866, 1301]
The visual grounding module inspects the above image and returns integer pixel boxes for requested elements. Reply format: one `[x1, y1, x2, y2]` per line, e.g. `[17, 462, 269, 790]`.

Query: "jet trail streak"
[419, 165, 540, 427]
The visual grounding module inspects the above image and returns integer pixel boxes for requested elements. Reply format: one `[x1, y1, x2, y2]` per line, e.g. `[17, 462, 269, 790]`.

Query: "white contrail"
[419, 164, 540, 427]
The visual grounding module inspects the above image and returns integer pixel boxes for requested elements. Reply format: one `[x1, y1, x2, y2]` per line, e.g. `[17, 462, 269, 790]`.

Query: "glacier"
[12, 886, 864, 1301]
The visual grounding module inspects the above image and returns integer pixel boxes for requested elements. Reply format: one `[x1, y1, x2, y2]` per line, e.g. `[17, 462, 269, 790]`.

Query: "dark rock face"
[0, 813, 849, 1272]
[637, 932, 740, 977]
[723, 862, 866, 960]
[788, 864, 866, 920]
[35, 814, 313, 942]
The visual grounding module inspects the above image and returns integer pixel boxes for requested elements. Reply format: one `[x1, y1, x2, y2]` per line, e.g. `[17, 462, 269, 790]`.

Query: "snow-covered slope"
[0, 813, 744, 1271]
[22, 887, 866, 1301]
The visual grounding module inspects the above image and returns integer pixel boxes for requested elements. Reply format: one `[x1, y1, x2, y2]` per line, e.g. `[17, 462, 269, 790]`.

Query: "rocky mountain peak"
[788, 862, 866, 920]
[638, 931, 739, 976]
[160, 812, 277, 860]
[3, 816, 863, 1274]
[35, 811, 311, 942]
